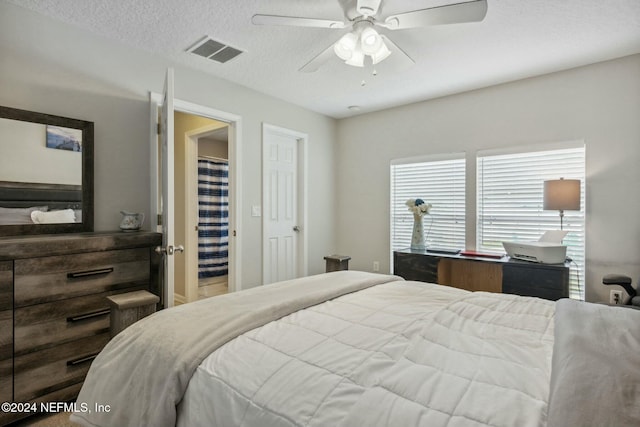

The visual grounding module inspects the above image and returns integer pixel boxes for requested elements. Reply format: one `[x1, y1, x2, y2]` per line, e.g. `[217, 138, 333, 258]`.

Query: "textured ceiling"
[7, 0, 640, 118]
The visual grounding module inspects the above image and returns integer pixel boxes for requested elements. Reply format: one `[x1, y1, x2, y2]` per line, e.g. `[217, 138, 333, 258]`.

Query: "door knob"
[293, 226, 300, 232]
[155, 245, 185, 255]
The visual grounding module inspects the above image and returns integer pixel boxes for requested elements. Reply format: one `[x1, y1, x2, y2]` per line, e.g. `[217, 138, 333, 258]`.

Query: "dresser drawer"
[14, 286, 146, 355]
[0, 261, 12, 407]
[502, 263, 569, 301]
[0, 309, 12, 405]
[0, 309, 12, 361]
[0, 357, 11, 404]
[393, 251, 439, 283]
[14, 333, 109, 402]
[0, 312, 11, 406]
[0, 261, 11, 311]
[14, 248, 150, 307]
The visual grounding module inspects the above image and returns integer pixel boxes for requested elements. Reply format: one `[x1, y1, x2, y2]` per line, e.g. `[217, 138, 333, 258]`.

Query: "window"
[477, 144, 585, 299]
[390, 154, 465, 251]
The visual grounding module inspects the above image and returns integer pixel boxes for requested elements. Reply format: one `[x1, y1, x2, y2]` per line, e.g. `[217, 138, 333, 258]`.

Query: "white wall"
[336, 54, 640, 303]
[0, 2, 337, 288]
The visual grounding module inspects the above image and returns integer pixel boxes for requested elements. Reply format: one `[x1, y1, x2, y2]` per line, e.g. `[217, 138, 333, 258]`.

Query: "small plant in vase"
[406, 198, 432, 250]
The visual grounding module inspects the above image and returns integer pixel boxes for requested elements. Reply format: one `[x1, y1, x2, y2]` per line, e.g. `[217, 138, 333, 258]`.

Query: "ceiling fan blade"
[383, 0, 487, 30]
[252, 14, 346, 29]
[380, 35, 414, 65]
[299, 43, 337, 73]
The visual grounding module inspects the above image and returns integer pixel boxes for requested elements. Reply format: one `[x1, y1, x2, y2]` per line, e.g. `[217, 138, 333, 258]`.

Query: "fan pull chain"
[360, 62, 378, 87]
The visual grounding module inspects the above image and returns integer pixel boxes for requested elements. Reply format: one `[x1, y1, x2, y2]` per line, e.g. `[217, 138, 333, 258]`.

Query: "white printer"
[502, 230, 568, 264]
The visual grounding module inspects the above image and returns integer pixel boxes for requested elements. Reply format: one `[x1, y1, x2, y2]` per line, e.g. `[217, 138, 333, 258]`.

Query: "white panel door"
[263, 129, 298, 284]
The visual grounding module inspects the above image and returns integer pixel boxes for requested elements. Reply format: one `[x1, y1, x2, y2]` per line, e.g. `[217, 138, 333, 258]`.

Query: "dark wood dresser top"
[0, 231, 162, 260]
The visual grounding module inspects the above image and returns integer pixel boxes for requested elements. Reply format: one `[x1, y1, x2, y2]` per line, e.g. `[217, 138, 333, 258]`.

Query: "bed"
[70, 271, 640, 427]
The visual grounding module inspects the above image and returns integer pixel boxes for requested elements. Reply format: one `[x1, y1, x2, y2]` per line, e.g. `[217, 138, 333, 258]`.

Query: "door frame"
[150, 93, 243, 295]
[261, 123, 308, 284]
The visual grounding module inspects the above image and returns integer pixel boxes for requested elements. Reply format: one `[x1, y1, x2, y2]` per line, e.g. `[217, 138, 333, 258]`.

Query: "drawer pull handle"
[67, 308, 110, 323]
[67, 267, 114, 279]
[67, 352, 100, 366]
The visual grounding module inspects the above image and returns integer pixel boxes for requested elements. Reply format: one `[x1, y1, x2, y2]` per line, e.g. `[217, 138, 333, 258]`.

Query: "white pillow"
[31, 209, 76, 224]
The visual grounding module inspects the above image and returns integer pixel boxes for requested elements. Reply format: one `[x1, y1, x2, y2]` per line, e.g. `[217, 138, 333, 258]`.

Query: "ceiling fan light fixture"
[371, 41, 391, 64]
[334, 32, 358, 60]
[345, 47, 365, 67]
[334, 26, 389, 67]
[253, 0, 487, 72]
[360, 27, 382, 54]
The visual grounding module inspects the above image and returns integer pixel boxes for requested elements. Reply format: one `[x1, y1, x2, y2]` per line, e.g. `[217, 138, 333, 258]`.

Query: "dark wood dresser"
[0, 231, 162, 426]
[394, 248, 570, 301]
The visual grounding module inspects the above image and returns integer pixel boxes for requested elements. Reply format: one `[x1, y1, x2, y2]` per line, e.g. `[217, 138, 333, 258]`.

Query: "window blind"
[477, 145, 585, 299]
[390, 155, 465, 252]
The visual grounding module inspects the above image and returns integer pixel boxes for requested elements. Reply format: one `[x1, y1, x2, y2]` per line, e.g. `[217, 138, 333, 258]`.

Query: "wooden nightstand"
[324, 254, 351, 272]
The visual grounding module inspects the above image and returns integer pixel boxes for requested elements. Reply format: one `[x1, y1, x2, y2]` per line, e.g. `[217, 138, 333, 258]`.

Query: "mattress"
[177, 281, 555, 427]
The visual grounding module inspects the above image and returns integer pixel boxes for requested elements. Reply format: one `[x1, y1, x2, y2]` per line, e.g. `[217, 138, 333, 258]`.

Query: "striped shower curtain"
[197, 158, 229, 278]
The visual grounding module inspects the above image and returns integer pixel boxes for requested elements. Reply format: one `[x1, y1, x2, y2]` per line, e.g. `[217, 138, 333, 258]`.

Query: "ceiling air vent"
[187, 36, 243, 64]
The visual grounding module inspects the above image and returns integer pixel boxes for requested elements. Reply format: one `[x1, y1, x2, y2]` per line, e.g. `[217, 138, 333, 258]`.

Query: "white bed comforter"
[72, 271, 402, 427]
[178, 280, 555, 427]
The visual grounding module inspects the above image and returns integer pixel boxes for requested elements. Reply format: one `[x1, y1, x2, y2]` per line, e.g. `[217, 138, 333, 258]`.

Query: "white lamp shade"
[360, 27, 383, 55]
[345, 47, 365, 67]
[334, 32, 358, 61]
[371, 41, 391, 64]
[543, 179, 580, 211]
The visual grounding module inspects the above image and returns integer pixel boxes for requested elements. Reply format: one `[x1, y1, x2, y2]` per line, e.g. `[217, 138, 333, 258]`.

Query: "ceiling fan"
[252, 0, 488, 72]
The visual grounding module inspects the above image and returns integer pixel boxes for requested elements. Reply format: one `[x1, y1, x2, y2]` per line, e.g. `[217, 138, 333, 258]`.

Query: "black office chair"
[602, 274, 640, 307]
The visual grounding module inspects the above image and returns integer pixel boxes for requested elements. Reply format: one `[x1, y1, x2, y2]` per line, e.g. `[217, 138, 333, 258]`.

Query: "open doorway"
[193, 126, 230, 300]
[173, 111, 230, 304]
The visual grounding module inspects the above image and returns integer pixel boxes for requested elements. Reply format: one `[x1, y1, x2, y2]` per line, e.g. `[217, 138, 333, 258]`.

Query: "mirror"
[0, 105, 93, 236]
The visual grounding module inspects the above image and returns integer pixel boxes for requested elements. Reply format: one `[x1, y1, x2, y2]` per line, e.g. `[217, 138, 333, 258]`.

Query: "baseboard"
[174, 293, 187, 305]
[198, 274, 229, 287]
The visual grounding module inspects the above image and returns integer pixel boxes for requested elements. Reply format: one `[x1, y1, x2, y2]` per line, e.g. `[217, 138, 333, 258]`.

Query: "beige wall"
[199, 137, 228, 160]
[336, 54, 640, 303]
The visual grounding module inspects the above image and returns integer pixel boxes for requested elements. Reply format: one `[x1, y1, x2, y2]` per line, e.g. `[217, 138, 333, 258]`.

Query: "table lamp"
[543, 178, 580, 230]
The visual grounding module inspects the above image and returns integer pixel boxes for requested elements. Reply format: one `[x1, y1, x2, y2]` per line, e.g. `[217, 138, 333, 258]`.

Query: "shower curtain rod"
[198, 155, 228, 162]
